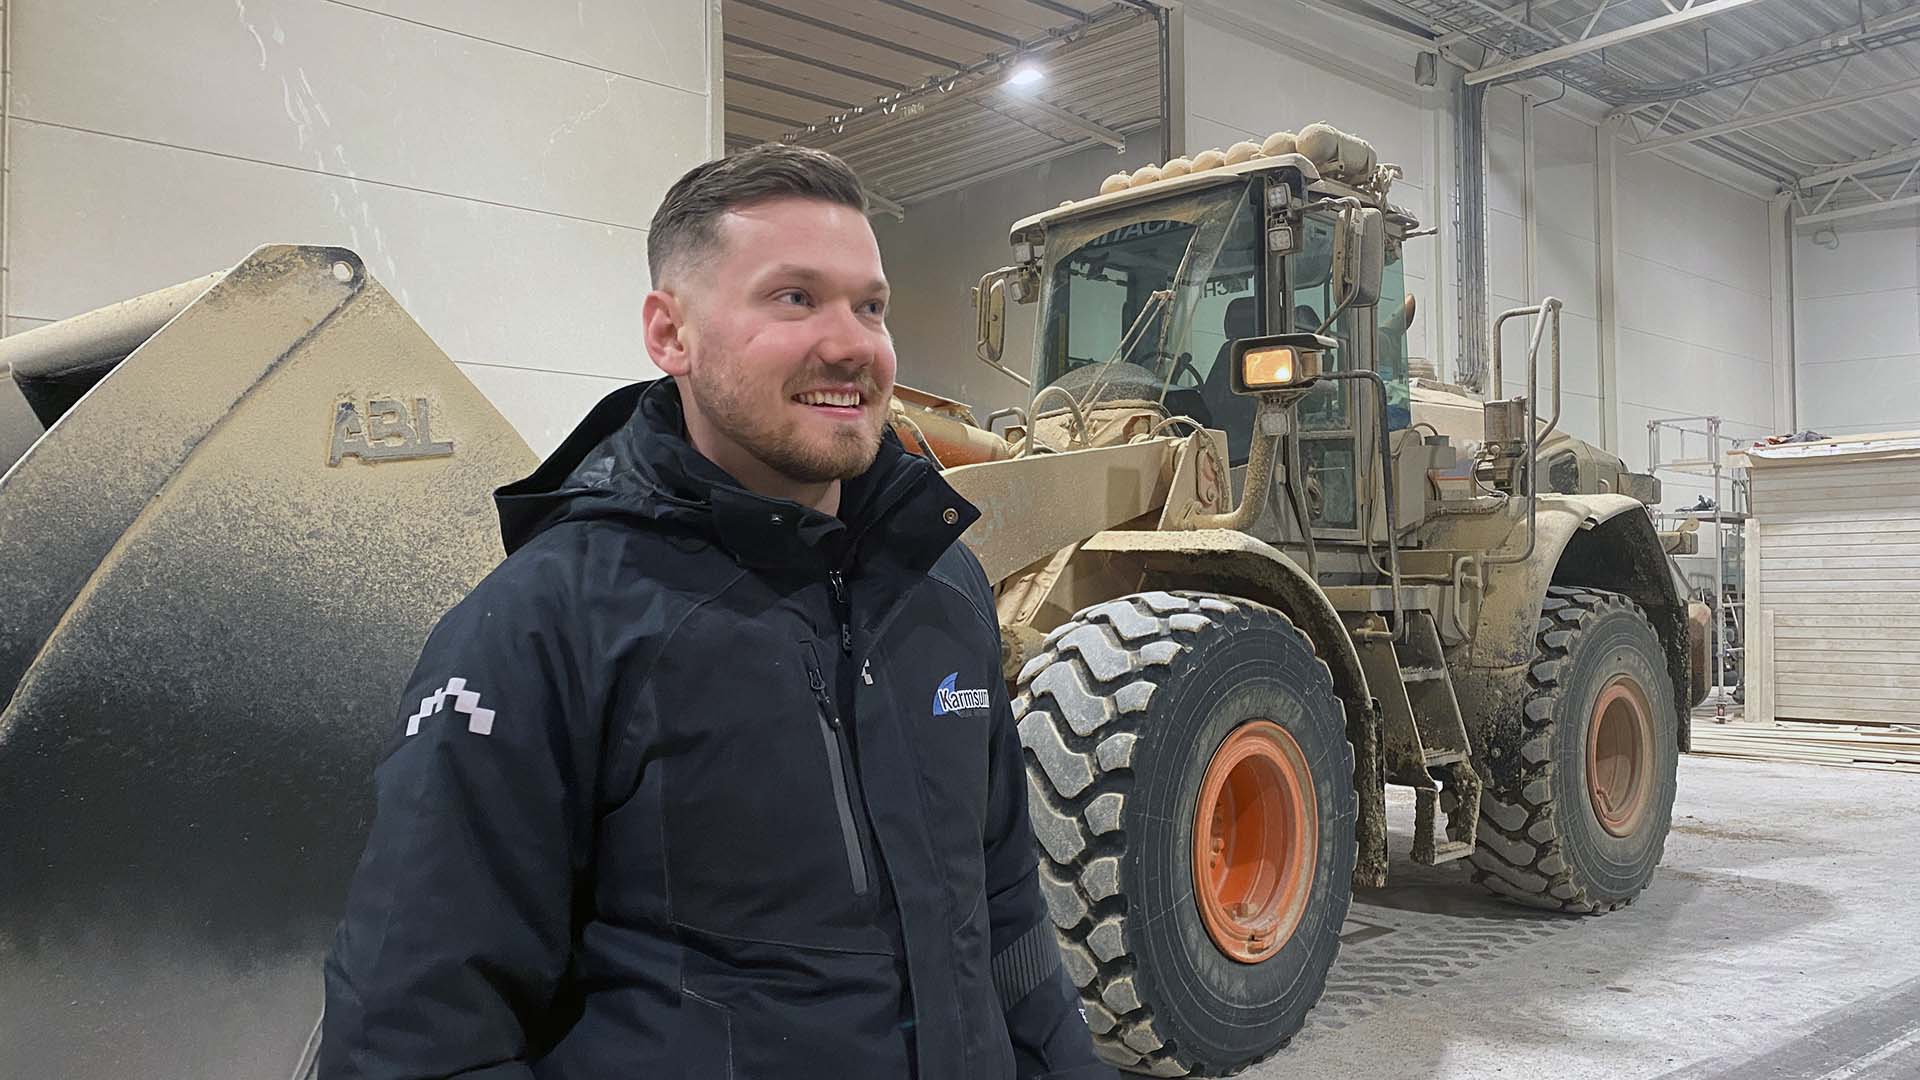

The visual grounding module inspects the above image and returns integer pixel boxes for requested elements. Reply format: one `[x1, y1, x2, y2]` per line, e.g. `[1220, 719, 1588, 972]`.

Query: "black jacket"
[322, 378, 1113, 1080]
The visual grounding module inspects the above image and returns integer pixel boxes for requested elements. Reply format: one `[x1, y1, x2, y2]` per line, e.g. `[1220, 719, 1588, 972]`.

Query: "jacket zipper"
[803, 641, 870, 896]
[828, 570, 854, 655]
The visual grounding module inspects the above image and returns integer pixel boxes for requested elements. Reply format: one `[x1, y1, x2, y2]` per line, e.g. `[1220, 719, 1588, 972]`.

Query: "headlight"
[1230, 333, 1333, 394]
[1241, 345, 1318, 389]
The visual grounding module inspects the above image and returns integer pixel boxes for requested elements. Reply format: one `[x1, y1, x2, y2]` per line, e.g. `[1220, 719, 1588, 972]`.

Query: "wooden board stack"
[1689, 718, 1920, 774]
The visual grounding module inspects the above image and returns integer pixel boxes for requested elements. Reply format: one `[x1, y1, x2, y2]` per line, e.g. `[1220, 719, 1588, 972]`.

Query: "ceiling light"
[1006, 63, 1045, 88]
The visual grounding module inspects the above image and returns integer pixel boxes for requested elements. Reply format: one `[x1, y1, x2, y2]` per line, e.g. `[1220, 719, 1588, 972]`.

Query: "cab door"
[1284, 213, 1410, 546]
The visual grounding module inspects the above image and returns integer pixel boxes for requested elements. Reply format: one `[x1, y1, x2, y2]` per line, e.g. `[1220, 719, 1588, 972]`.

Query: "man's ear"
[643, 288, 693, 377]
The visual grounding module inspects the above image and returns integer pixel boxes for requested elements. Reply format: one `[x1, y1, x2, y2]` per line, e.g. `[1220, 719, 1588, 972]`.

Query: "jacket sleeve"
[983, 640, 1119, 1080]
[321, 568, 604, 1079]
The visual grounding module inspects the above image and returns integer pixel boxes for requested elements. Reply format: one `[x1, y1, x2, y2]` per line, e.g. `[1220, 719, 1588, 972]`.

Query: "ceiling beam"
[1023, 0, 1093, 22]
[1800, 143, 1920, 189]
[724, 34, 911, 92]
[1628, 74, 1920, 154]
[996, 89, 1126, 150]
[1796, 192, 1920, 228]
[875, 0, 1023, 48]
[728, 103, 810, 129]
[865, 190, 908, 221]
[1464, 0, 1767, 85]
[728, 73, 856, 111]
[1609, 12, 1920, 104]
[730, 0, 969, 70]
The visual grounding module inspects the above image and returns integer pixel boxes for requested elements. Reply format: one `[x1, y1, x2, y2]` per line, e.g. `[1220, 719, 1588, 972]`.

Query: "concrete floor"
[1246, 754, 1920, 1080]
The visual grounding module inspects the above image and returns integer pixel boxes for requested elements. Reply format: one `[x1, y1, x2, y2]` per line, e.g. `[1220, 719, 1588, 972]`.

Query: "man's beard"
[684, 364, 886, 485]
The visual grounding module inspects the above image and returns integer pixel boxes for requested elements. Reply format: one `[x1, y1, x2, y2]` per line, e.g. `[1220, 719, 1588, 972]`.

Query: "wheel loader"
[0, 127, 1700, 1079]
[908, 124, 1702, 1076]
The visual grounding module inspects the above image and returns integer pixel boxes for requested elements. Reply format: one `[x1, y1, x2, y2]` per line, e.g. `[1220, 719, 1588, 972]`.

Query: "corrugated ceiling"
[721, 0, 1164, 209]
[1375, 0, 1920, 219]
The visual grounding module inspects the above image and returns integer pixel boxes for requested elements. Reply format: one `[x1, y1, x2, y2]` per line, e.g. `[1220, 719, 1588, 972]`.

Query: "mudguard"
[1425, 494, 1691, 788]
[1071, 529, 1392, 887]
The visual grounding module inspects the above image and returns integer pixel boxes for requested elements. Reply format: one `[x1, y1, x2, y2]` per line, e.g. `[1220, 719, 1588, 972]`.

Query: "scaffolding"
[1648, 416, 1748, 714]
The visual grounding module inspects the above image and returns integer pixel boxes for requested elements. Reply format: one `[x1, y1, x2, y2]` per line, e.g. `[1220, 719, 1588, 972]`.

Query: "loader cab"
[1018, 166, 1409, 542]
[1031, 180, 1266, 464]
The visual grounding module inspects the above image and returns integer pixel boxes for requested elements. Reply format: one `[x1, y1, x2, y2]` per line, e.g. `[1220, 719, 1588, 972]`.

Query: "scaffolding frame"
[1648, 415, 1748, 711]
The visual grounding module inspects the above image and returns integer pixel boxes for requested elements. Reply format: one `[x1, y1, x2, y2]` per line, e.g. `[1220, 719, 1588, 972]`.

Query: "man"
[321, 144, 1115, 1080]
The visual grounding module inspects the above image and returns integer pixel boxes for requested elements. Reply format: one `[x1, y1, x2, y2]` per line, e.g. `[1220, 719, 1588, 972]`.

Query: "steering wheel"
[1167, 351, 1204, 389]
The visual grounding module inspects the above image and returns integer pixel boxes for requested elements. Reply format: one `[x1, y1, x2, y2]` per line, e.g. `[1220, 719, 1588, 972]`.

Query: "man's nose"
[813, 302, 878, 368]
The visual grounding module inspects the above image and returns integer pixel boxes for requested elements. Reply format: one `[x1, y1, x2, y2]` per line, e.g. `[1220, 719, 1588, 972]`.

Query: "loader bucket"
[0, 245, 537, 1078]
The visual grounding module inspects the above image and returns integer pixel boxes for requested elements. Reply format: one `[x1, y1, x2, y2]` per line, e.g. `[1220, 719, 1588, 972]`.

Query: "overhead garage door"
[1752, 457, 1920, 725]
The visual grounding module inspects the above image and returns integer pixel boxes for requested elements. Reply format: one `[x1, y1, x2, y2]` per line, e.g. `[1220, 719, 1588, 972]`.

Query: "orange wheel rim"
[1587, 674, 1656, 838]
[1192, 720, 1318, 964]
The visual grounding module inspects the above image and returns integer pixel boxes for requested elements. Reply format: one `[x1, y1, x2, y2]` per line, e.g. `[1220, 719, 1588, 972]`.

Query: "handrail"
[1485, 297, 1562, 569]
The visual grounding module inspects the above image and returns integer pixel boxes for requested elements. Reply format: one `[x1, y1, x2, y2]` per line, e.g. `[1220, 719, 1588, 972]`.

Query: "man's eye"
[776, 290, 810, 306]
[862, 300, 887, 317]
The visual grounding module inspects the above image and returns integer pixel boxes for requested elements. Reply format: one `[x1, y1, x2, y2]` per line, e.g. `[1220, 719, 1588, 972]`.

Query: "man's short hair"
[648, 144, 868, 287]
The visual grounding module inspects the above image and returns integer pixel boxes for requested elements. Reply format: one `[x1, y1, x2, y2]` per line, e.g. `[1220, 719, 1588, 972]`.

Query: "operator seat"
[1202, 296, 1259, 463]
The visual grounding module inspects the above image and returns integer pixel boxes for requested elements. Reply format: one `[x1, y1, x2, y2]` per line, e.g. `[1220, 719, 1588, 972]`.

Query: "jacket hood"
[493, 377, 977, 573]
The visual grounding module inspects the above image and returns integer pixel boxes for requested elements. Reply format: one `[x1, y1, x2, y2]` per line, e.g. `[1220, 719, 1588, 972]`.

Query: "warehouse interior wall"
[1793, 214, 1920, 437]
[1611, 148, 1778, 503]
[2, 0, 718, 456]
[872, 129, 1163, 419]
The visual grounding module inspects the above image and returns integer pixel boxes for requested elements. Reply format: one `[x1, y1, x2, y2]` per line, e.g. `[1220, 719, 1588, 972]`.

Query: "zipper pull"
[801, 644, 828, 696]
[828, 570, 854, 655]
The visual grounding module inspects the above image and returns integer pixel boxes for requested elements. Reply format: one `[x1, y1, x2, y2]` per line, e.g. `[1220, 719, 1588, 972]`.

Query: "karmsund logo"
[932, 672, 991, 717]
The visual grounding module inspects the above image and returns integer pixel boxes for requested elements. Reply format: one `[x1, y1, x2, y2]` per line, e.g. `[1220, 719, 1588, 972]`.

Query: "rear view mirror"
[975, 272, 1007, 363]
[1332, 206, 1385, 310]
[973, 267, 1032, 388]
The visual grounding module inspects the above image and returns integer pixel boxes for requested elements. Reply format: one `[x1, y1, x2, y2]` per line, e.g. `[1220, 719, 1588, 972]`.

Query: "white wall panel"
[1799, 355, 1920, 433]
[4, 0, 714, 454]
[1538, 227, 1599, 320]
[1792, 219, 1920, 435]
[1798, 290, 1920, 363]
[12, 0, 706, 231]
[344, 0, 711, 92]
[457, 363, 634, 458]
[1534, 109, 1598, 243]
[1794, 223, 1919, 300]
[1488, 210, 1529, 304]
[1186, 115, 1256, 157]
[1617, 151, 1770, 296]
[1486, 122, 1526, 221]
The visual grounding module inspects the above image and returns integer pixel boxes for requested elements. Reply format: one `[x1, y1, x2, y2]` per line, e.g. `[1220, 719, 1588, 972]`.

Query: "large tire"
[1472, 586, 1679, 913]
[1013, 592, 1355, 1077]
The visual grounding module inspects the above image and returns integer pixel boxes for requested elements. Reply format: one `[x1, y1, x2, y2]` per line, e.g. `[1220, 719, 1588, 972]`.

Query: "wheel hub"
[1192, 720, 1317, 963]
[1587, 674, 1656, 838]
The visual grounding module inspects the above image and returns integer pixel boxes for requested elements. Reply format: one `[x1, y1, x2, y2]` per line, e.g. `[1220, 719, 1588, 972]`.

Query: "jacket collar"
[493, 377, 979, 577]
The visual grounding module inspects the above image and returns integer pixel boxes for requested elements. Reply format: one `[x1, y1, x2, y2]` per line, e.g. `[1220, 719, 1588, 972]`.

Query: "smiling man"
[320, 145, 1114, 1080]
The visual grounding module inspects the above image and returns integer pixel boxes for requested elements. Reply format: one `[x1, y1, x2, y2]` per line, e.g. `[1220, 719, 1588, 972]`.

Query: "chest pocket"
[877, 615, 997, 930]
[641, 617, 894, 954]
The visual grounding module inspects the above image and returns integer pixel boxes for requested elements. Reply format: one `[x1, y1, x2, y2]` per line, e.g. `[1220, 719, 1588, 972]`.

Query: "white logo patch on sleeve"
[406, 676, 496, 736]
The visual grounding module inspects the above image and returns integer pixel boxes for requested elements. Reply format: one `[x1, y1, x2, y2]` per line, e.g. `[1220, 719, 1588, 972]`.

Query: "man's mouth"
[792, 388, 866, 417]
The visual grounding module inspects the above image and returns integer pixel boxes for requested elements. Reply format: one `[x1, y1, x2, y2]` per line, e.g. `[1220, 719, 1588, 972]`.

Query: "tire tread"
[1016, 591, 1351, 1076]
[1468, 585, 1672, 914]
